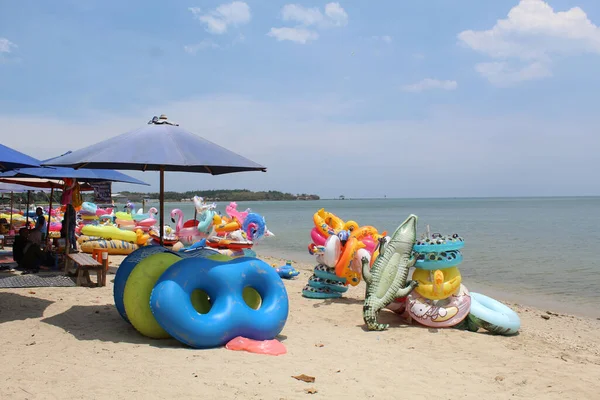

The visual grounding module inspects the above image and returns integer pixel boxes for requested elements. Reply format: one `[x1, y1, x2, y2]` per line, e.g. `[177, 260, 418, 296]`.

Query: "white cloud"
[401, 78, 458, 93]
[269, 2, 348, 44]
[184, 40, 220, 54]
[189, 2, 251, 35]
[268, 28, 319, 44]
[0, 38, 17, 53]
[458, 0, 600, 86]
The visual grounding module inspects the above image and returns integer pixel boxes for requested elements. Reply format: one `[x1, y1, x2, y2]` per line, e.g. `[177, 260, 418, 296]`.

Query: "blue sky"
[1, 0, 600, 198]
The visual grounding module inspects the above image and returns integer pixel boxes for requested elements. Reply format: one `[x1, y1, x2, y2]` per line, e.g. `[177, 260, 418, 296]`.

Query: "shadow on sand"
[41, 304, 291, 347]
[0, 292, 55, 324]
[41, 304, 183, 348]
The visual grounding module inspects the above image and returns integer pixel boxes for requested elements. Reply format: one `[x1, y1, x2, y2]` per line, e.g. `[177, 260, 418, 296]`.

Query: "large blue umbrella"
[0, 143, 40, 171]
[43, 115, 267, 245]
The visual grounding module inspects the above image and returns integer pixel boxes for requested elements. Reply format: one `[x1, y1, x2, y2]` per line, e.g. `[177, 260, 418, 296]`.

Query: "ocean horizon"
[120, 196, 600, 319]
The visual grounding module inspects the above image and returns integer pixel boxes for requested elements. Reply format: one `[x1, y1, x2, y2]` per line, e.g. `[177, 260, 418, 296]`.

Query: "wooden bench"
[67, 253, 106, 287]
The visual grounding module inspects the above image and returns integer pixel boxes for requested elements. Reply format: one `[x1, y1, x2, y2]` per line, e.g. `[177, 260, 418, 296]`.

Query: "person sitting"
[21, 229, 45, 274]
[12, 228, 29, 267]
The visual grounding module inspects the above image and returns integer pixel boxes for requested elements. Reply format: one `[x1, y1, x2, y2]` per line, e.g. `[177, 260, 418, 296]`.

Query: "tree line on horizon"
[0, 189, 320, 205]
[119, 189, 320, 202]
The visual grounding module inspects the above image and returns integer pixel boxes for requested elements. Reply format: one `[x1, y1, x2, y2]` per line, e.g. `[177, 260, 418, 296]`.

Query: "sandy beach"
[1, 253, 600, 400]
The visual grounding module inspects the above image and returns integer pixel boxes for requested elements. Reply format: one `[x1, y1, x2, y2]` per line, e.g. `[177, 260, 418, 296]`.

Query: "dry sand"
[1, 253, 600, 400]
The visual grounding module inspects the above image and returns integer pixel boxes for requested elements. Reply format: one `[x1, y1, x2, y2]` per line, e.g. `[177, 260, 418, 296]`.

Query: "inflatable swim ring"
[310, 227, 327, 246]
[467, 292, 520, 335]
[80, 239, 139, 255]
[307, 275, 348, 293]
[206, 236, 253, 250]
[322, 235, 341, 268]
[150, 257, 288, 349]
[415, 250, 463, 269]
[413, 233, 464, 253]
[313, 264, 347, 283]
[313, 208, 345, 237]
[81, 225, 137, 243]
[123, 252, 183, 339]
[113, 246, 182, 323]
[302, 285, 343, 299]
[407, 284, 471, 328]
[412, 267, 462, 300]
[334, 236, 365, 286]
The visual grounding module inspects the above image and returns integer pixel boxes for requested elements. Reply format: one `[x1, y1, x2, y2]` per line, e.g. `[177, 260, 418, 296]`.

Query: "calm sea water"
[129, 197, 600, 317]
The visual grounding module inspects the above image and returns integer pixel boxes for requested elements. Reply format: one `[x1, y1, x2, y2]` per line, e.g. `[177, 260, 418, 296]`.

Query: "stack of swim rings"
[302, 264, 349, 299]
[406, 234, 471, 329]
[303, 208, 385, 299]
[113, 246, 289, 349]
[403, 233, 521, 335]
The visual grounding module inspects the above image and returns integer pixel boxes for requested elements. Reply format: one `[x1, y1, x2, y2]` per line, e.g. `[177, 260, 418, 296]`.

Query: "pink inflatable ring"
[407, 284, 471, 328]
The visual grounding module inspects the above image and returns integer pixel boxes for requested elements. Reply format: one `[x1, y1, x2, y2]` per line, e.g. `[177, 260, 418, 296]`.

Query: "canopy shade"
[0, 177, 95, 191]
[0, 143, 40, 171]
[0, 162, 149, 186]
[42, 116, 267, 174]
[0, 182, 52, 193]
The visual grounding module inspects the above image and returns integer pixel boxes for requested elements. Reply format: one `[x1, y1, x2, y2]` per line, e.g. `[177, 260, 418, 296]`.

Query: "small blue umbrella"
[0, 143, 40, 171]
[43, 115, 267, 245]
[0, 159, 149, 186]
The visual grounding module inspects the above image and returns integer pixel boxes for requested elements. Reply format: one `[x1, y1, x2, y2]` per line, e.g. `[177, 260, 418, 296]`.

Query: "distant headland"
[116, 189, 320, 202]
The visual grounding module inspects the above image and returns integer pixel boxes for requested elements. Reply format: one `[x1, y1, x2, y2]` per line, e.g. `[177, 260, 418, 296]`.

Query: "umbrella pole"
[46, 187, 54, 241]
[26, 190, 30, 229]
[159, 167, 164, 247]
[9, 191, 13, 232]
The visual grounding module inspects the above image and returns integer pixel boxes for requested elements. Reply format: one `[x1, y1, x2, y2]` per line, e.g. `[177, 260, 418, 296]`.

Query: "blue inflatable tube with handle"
[150, 256, 289, 349]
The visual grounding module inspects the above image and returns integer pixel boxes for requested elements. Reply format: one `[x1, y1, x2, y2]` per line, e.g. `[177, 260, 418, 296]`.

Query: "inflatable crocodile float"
[361, 214, 420, 331]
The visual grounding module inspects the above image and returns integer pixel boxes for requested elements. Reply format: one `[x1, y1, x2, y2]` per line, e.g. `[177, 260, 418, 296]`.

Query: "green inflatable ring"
[123, 253, 182, 339]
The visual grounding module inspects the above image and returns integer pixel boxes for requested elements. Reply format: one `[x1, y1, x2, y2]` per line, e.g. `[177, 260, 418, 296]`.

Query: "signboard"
[91, 181, 112, 204]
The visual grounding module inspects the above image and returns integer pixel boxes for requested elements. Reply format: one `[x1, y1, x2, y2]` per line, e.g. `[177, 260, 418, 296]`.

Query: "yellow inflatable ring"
[313, 208, 345, 237]
[412, 267, 462, 301]
[350, 225, 381, 241]
[123, 252, 182, 339]
[343, 220, 359, 232]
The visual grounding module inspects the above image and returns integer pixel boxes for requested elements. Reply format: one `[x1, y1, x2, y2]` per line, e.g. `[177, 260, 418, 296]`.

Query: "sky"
[1, 0, 600, 198]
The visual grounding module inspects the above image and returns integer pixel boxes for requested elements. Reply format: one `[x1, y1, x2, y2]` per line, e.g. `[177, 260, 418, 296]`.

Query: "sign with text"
[91, 181, 112, 204]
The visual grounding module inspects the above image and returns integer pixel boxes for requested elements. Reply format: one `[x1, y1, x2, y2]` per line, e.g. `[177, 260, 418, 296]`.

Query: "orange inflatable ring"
[334, 237, 365, 286]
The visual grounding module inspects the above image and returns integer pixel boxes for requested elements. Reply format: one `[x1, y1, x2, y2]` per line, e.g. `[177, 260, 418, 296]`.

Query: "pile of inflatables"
[113, 246, 289, 349]
[302, 208, 385, 299]
[361, 214, 521, 336]
[72, 197, 272, 256]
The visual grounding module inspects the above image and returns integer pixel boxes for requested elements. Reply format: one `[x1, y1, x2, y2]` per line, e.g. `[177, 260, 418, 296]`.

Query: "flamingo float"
[171, 209, 206, 246]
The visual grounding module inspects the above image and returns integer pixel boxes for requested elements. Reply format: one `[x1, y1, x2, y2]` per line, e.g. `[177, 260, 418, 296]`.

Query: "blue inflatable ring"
[113, 245, 179, 323]
[150, 256, 289, 349]
[468, 292, 521, 335]
[415, 250, 463, 269]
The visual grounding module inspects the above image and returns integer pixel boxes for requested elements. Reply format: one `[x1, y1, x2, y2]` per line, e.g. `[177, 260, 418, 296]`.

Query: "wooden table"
[66, 252, 106, 287]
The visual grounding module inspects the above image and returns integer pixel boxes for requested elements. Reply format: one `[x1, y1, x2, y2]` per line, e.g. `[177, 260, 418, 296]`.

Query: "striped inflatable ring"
[313, 264, 346, 283]
[302, 285, 342, 299]
[307, 275, 348, 293]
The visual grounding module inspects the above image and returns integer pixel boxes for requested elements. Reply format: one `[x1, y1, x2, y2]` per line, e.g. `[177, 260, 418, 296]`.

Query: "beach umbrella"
[42, 114, 267, 245]
[0, 162, 150, 186]
[0, 143, 40, 171]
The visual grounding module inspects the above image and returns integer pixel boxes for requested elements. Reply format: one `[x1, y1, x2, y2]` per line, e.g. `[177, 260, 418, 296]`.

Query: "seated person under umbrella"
[21, 229, 45, 274]
[12, 228, 29, 266]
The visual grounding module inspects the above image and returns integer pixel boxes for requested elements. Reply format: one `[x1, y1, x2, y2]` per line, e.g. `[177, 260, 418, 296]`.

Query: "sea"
[126, 197, 600, 318]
